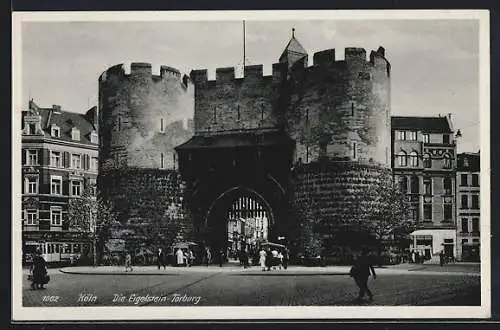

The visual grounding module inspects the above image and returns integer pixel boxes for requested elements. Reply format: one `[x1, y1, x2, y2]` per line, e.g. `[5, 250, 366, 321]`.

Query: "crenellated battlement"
[100, 62, 191, 87]
[309, 46, 390, 74]
[189, 63, 287, 86]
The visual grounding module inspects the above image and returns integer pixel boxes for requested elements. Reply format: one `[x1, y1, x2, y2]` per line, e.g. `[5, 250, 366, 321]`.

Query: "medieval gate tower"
[98, 32, 391, 258]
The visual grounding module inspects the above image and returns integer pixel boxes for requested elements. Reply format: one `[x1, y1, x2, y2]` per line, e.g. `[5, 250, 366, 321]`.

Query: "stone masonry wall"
[290, 162, 391, 256]
[286, 47, 391, 167]
[99, 63, 194, 171]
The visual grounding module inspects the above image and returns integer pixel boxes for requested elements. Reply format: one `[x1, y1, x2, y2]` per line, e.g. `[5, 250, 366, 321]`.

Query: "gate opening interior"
[205, 187, 273, 259]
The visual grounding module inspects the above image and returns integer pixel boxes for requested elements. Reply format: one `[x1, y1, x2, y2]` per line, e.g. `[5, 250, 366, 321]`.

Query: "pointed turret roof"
[279, 28, 308, 63]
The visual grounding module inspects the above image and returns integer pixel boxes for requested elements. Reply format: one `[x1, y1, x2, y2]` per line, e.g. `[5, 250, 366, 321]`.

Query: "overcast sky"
[20, 18, 481, 153]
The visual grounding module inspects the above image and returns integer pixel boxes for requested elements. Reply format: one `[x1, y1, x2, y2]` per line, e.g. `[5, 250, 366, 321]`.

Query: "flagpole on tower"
[243, 20, 246, 70]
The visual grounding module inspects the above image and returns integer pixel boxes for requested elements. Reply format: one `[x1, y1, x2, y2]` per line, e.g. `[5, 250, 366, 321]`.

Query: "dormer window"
[51, 124, 60, 138]
[71, 127, 80, 141]
[90, 131, 98, 144]
[28, 124, 36, 135]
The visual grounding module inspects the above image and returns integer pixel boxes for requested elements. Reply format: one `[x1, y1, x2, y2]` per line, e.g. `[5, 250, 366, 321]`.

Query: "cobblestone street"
[22, 263, 481, 307]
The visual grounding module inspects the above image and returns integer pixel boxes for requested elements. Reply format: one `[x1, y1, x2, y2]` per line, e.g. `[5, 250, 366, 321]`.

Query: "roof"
[280, 35, 308, 63]
[23, 101, 98, 146]
[175, 130, 294, 151]
[391, 116, 453, 133]
[457, 152, 480, 171]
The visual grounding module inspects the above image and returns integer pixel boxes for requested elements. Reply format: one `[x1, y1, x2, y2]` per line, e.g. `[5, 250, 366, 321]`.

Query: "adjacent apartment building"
[391, 115, 457, 262]
[456, 152, 480, 262]
[21, 100, 99, 264]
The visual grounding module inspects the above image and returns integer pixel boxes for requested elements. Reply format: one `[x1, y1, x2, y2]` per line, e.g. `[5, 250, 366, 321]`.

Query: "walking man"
[125, 252, 133, 272]
[157, 248, 165, 270]
[350, 248, 376, 303]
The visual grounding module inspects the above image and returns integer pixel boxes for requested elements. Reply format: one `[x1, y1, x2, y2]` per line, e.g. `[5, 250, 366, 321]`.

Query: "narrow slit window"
[351, 103, 354, 116]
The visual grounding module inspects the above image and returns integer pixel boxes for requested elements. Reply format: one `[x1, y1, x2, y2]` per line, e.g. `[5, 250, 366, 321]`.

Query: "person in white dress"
[259, 248, 267, 271]
[176, 248, 184, 267]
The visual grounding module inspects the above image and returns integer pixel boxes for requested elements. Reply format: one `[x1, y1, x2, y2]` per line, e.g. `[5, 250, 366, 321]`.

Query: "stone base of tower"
[288, 161, 391, 264]
[98, 168, 195, 257]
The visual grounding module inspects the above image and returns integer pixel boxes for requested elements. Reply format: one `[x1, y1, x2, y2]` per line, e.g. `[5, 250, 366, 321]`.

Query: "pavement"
[22, 263, 482, 307]
[54, 262, 481, 277]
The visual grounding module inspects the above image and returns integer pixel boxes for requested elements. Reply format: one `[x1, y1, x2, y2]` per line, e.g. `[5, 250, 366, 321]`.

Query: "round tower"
[284, 46, 392, 258]
[98, 63, 195, 250]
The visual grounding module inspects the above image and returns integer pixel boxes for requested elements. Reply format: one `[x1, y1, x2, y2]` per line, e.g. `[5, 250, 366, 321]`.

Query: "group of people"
[175, 248, 195, 267]
[258, 247, 288, 271]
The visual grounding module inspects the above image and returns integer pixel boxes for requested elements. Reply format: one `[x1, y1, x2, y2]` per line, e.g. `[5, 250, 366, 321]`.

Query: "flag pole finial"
[292, 28, 295, 38]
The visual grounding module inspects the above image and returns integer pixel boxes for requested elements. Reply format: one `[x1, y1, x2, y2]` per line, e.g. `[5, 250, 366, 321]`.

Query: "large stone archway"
[175, 130, 294, 251]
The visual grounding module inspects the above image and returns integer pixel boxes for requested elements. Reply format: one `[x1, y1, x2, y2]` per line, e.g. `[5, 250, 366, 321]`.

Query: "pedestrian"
[157, 248, 165, 270]
[278, 251, 284, 270]
[411, 251, 416, 264]
[219, 248, 224, 267]
[349, 248, 376, 303]
[439, 250, 445, 267]
[176, 248, 184, 267]
[265, 248, 273, 271]
[30, 249, 48, 290]
[282, 248, 289, 270]
[205, 246, 212, 266]
[125, 252, 133, 272]
[259, 247, 267, 271]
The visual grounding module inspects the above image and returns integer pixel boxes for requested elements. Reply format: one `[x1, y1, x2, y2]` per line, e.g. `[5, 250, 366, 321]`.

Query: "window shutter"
[64, 152, 70, 168]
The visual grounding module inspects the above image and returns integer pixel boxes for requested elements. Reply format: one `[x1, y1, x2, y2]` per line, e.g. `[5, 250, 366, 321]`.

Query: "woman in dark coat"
[30, 249, 47, 290]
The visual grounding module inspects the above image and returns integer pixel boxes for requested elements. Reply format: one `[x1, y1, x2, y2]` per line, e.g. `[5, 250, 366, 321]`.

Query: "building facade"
[391, 116, 458, 262]
[456, 152, 480, 261]
[21, 101, 98, 264]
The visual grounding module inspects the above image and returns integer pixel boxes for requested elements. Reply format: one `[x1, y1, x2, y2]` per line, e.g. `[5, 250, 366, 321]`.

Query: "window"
[71, 154, 81, 169]
[410, 176, 419, 194]
[352, 142, 357, 160]
[471, 195, 479, 209]
[116, 116, 122, 131]
[25, 176, 38, 194]
[423, 134, 430, 143]
[462, 239, 468, 245]
[461, 218, 469, 233]
[443, 153, 452, 169]
[461, 195, 468, 209]
[26, 149, 38, 165]
[463, 157, 469, 167]
[51, 125, 60, 137]
[160, 118, 165, 133]
[472, 218, 479, 233]
[160, 152, 165, 169]
[90, 131, 98, 144]
[443, 134, 450, 144]
[71, 127, 80, 141]
[409, 151, 418, 167]
[51, 208, 62, 226]
[410, 204, 419, 222]
[90, 157, 99, 171]
[423, 153, 431, 168]
[424, 203, 432, 221]
[351, 103, 354, 116]
[472, 174, 479, 187]
[50, 176, 62, 195]
[444, 204, 452, 222]
[460, 174, 468, 186]
[71, 180, 82, 196]
[26, 209, 38, 225]
[50, 151, 62, 167]
[398, 176, 408, 193]
[28, 124, 36, 135]
[423, 177, 432, 195]
[89, 178, 97, 196]
[407, 131, 417, 141]
[444, 177, 452, 195]
[397, 151, 407, 166]
[397, 131, 406, 140]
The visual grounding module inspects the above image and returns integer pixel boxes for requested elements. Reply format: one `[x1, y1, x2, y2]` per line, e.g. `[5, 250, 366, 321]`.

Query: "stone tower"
[98, 63, 195, 248]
